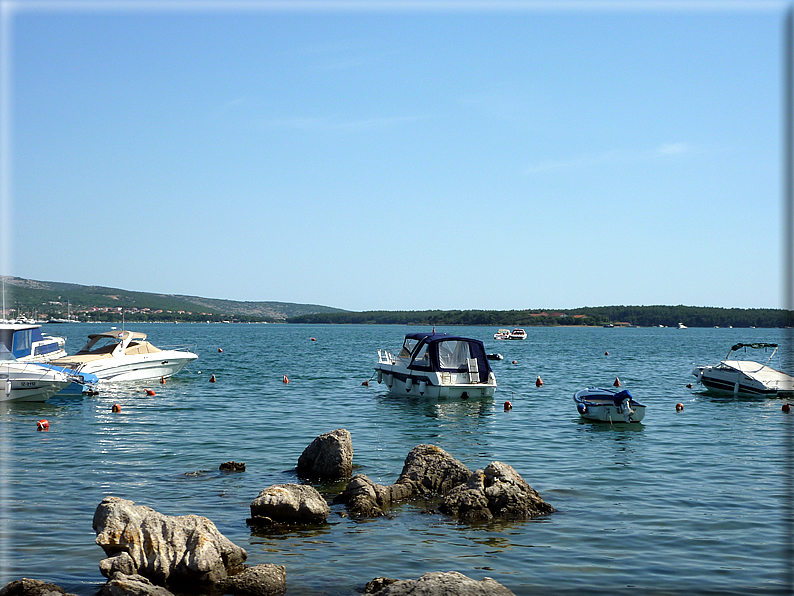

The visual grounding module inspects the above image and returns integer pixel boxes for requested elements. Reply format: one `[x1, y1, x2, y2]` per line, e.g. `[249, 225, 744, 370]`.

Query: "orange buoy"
[605, 351, 609, 356]
[362, 380, 369, 386]
[218, 348, 223, 353]
[111, 403, 121, 413]
[676, 402, 684, 412]
[37, 419, 49, 431]
[145, 389, 156, 396]
[311, 338, 316, 342]
[504, 400, 512, 410]
[209, 374, 216, 383]
[535, 376, 543, 387]
[613, 377, 621, 387]
[512, 360, 518, 365]
[283, 375, 289, 384]
[783, 403, 791, 413]
[160, 376, 166, 384]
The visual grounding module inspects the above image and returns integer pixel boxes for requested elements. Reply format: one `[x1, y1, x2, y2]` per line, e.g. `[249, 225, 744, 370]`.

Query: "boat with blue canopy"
[375, 332, 497, 399]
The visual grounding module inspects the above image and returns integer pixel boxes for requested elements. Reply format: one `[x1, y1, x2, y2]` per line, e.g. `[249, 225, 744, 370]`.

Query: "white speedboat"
[0, 322, 67, 362]
[574, 387, 646, 423]
[494, 329, 511, 340]
[0, 345, 75, 402]
[375, 332, 497, 399]
[692, 342, 794, 397]
[49, 330, 198, 382]
[509, 328, 527, 340]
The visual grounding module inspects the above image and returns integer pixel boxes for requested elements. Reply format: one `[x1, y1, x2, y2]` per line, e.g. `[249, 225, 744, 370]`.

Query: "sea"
[0, 323, 792, 596]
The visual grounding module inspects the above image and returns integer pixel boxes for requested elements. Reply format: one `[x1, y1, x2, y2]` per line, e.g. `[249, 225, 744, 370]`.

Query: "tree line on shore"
[287, 306, 793, 328]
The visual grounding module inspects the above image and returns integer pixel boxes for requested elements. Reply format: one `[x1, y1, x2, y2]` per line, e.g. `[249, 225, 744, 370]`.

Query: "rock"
[248, 484, 330, 524]
[0, 579, 77, 596]
[437, 470, 494, 523]
[336, 444, 470, 517]
[396, 445, 472, 496]
[366, 571, 515, 595]
[364, 577, 399, 593]
[222, 564, 287, 596]
[441, 462, 554, 522]
[220, 461, 246, 472]
[297, 429, 353, 479]
[98, 574, 175, 596]
[93, 496, 247, 585]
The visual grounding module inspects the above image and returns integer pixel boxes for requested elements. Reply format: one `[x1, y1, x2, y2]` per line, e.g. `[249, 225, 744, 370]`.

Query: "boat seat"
[467, 358, 479, 383]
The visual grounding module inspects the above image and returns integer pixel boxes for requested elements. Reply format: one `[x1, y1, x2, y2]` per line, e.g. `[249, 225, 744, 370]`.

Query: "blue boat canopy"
[400, 333, 492, 383]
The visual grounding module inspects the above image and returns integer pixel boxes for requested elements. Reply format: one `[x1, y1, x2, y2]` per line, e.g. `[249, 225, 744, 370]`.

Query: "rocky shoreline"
[1, 429, 554, 596]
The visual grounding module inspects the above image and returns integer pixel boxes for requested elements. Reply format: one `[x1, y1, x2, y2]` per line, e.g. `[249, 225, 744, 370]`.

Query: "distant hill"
[1, 277, 348, 322]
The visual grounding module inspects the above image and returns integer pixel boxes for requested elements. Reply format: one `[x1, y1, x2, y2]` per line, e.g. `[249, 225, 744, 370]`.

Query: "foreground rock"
[336, 444, 470, 517]
[0, 579, 78, 596]
[93, 496, 247, 585]
[221, 564, 287, 596]
[98, 573, 175, 596]
[248, 484, 330, 525]
[440, 462, 555, 522]
[297, 429, 353, 479]
[365, 571, 515, 595]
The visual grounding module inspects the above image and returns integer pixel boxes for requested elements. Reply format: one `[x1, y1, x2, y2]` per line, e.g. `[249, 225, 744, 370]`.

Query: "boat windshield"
[81, 336, 121, 354]
[437, 340, 472, 370]
[400, 337, 422, 358]
[0, 344, 17, 361]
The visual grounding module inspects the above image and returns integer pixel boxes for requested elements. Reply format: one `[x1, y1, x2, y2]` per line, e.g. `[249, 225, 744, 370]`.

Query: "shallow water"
[0, 323, 791, 595]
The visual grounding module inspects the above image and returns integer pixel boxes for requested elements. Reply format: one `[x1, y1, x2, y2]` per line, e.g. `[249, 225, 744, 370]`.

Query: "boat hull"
[0, 364, 73, 402]
[77, 352, 197, 382]
[573, 388, 645, 423]
[374, 364, 496, 399]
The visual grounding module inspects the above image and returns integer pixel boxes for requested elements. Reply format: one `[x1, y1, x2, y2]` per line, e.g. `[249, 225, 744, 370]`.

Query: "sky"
[1, 0, 790, 312]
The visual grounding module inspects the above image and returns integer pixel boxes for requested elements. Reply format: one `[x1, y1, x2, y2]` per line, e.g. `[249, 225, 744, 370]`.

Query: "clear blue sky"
[1, 1, 788, 311]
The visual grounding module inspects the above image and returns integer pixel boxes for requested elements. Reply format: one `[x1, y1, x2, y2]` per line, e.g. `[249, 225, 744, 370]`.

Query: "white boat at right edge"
[692, 342, 794, 397]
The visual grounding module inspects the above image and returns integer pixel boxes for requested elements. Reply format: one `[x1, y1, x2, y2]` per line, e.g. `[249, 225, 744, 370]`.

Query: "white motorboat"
[509, 328, 527, 340]
[0, 322, 67, 362]
[574, 387, 646, 423]
[494, 329, 511, 340]
[49, 330, 198, 382]
[0, 345, 75, 402]
[375, 332, 497, 399]
[692, 342, 794, 397]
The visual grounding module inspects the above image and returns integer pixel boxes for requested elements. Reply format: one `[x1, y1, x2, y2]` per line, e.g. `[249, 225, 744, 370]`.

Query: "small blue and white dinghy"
[573, 387, 645, 423]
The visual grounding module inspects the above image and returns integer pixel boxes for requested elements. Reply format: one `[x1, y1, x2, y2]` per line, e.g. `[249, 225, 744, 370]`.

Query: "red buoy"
[218, 348, 223, 353]
[209, 374, 216, 383]
[605, 351, 609, 356]
[145, 389, 156, 396]
[111, 403, 122, 413]
[676, 402, 684, 412]
[311, 338, 316, 342]
[512, 360, 518, 365]
[783, 403, 791, 413]
[37, 419, 49, 431]
[535, 376, 543, 387]
[613, 377, 621, 387]
[160, 376, 166, 384]
[283, 375, 289, 384]
[686, 383, 692, 389]
[362, 380, 369, 386]
[504, 401, 512, 410]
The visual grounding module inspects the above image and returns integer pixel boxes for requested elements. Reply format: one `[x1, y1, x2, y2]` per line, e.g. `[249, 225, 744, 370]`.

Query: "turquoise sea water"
[0, 323, 792, 595]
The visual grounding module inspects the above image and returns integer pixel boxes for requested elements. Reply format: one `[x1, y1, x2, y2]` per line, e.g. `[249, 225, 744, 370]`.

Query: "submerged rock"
[93, 496, 247, 585]
[0, 579, 78, 596]
[297, 429, 353, 479]
[336, 444, 471, 517]
[221, 564, 287, 596]
[365, 571, 515, 595]
[441, 462, 555, 522]
[248, 484, 330, 524]
[220, 461, 246, 472]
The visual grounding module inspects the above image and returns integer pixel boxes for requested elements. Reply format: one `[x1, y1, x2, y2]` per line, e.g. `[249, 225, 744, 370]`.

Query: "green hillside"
[1, 277, 347, 323]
